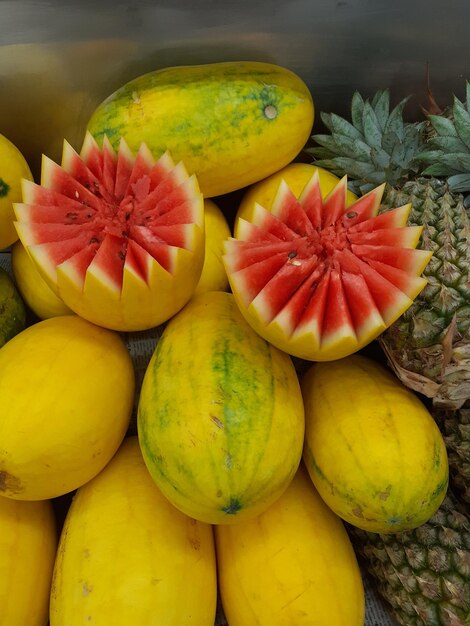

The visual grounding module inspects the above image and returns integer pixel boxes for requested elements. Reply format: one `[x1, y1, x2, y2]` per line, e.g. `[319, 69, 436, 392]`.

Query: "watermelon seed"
[66, 212, 78, 221]
[89, 237, 99, 244]
[288, 250, 301, 266]
[125, 212, 131, 220]
[264, 104, 278, 120]
[346, 211, 358, 219]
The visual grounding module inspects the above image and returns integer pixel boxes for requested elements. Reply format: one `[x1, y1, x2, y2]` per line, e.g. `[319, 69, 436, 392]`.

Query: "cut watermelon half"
[223, 173, 432, 361]
[14, 132, 205, 331]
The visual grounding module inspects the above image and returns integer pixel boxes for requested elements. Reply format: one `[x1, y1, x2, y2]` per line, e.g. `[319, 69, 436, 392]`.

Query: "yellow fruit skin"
[138, 291, 305, 525]
[215, 463, 365, 626]
[234, 162, 357, 237]
[11, 240, 73, 319]
[302, 355, 449, 533]
[0, 315, 135, 500]
[87, 61, 314, 197]
[193, 199, 231, 297]
[50, 437, 217, 626]
[0, 497, 57, 626]
[0, 133, 33, 250]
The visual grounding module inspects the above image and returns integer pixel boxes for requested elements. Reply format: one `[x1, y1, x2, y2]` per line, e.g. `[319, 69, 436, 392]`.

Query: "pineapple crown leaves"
[416, 81, 470, 204]
[307, 89, 427, 195]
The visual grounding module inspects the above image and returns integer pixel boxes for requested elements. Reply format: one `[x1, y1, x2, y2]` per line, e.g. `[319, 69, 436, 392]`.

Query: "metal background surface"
[0, 0, 468, 176]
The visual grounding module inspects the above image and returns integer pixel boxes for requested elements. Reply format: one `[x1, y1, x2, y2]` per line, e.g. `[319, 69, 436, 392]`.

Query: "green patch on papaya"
[86, 62, 314, 197]
[431, 476, 449, 499]
[222, 497, 242, 515]
[304, 446, 358, 505]
[0, 178, 10, 197]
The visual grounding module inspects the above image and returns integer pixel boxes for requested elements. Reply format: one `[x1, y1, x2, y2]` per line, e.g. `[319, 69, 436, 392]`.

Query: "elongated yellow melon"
[0, 315, 135, 500]
[215, 463, 365, 626]
[87, 61, 314, 197]
[0, 497, 57, 626]
[11, 240, 72, 319]
[50, 437, 217, 626]
[193, 199, 231, 297]
[302, 354, 449, 533]
[138, 290, 305, 525]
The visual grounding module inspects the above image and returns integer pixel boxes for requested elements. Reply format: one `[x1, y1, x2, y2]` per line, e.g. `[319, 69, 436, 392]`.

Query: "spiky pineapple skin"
[434, 406, 470, 505]
[348, 492, 470, 626]
[379, 178, 470, 409]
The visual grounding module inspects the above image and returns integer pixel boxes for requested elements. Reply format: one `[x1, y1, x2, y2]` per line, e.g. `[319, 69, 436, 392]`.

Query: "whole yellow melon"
[0, 315, 135, 500]
[50, 437, 216, 625]
[0, 496, 57, 626]
[193, 199, 231, 297]
[301, 354, 449, 533]
[215, 463, 364, 626]
[11, 240, 73, 319]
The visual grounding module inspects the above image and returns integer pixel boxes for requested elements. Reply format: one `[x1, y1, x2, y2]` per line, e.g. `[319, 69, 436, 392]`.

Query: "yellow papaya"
[87, 61, 314, 197]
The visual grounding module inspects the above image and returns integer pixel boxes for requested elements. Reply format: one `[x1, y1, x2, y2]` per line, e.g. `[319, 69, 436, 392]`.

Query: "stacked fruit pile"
[0, 61, 469, 626]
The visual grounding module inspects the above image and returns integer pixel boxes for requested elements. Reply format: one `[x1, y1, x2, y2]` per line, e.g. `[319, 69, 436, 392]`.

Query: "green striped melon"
[86, 61, 314, 198]
[137, 290, 305, 525]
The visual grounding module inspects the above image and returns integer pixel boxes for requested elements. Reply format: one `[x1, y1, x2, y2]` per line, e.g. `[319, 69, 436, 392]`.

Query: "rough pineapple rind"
[434, 406, 470, 505]
[379, 178, 470, 409]
[348, 492, 470, 626]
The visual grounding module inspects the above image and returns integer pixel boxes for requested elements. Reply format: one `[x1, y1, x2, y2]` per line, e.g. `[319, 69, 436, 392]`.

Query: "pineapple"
[434, 405, 470, 505]
[418, 82, 470, 207]
[348, 492, 470, 626]
[308, 89, 470, 410]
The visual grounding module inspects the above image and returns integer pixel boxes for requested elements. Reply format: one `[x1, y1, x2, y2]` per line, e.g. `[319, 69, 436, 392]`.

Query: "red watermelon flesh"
[14, 132, 205, 331]
[223, 171, 432, 361]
